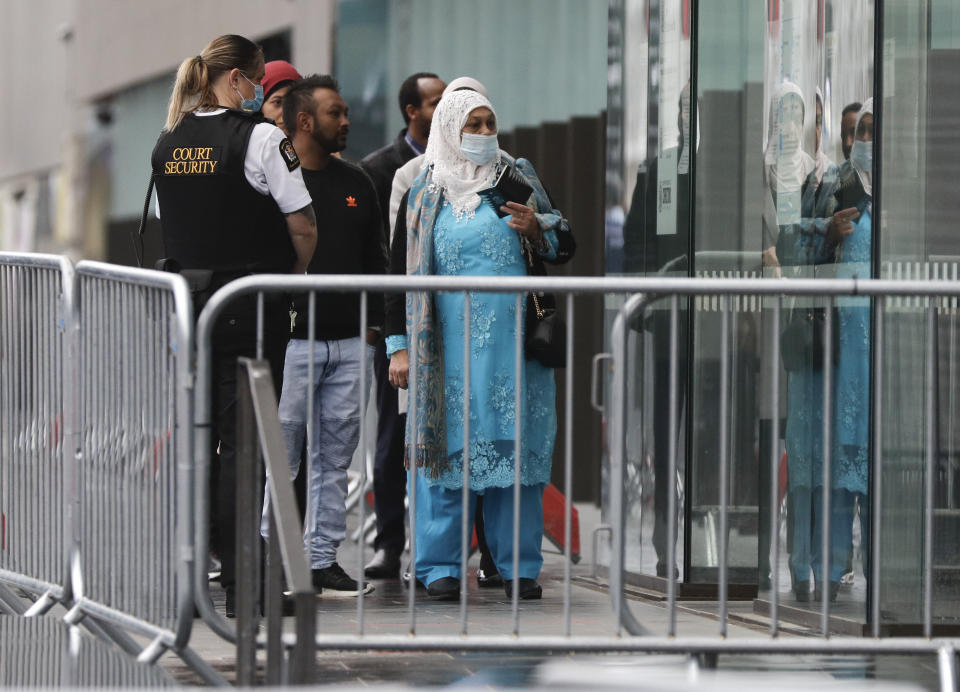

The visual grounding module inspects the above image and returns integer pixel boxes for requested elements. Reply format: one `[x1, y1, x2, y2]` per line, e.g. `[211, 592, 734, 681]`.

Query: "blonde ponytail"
[163, 34, 263, 131]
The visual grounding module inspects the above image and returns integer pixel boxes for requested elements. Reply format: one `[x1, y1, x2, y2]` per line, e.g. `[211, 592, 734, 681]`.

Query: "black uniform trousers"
[650, 311, 688, 574]
[207, 290, 288, 591]
[372, 340, 407, 554]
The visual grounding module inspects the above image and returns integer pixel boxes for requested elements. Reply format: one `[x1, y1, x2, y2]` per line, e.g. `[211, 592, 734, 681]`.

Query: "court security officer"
[151, 34, 317, 618]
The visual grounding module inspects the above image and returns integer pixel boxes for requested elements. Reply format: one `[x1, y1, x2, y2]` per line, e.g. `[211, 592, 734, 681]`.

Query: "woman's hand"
[501, 201, 542, 241]
[826, 207, 860, 247]
[388, 349, 409, 389]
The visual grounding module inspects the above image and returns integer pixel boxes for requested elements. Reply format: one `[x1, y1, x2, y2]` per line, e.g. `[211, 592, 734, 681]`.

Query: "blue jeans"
[411, 471, 545, 586]
[261, 336, 374, 569]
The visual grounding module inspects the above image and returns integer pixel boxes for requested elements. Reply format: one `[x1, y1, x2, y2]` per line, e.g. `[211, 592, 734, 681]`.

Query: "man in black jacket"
[259, 74, 386, 597]
[358, 72, 445, 579]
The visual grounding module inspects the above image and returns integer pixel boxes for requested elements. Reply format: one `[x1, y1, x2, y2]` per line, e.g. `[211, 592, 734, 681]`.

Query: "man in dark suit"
[362, 73, 446, 235]
[359, 72, 446, 579]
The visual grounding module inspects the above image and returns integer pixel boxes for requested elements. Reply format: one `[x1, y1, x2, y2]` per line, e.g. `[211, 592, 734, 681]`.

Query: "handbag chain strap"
[520, 236, 545, 320]
[531, 291, 545, 319]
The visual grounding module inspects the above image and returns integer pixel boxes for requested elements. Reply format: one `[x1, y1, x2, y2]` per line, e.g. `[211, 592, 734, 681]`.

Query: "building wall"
[384, 0, 608, 137]
[0, 0, 337, 256]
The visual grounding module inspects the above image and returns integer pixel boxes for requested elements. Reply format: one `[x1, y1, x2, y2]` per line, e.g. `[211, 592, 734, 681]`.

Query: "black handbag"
[496, 163, 566, 368]
[780, 306, 839, 372]
[525, 290, 566, 368]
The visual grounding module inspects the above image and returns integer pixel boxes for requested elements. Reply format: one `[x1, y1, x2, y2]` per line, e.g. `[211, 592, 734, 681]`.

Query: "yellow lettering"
[164, 154, 219, 174]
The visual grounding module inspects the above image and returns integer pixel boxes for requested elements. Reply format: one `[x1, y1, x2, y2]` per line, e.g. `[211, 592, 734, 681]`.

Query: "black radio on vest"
[150, 109, 295, 273]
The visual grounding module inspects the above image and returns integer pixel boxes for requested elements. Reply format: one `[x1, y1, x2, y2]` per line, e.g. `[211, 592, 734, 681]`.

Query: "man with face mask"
[258, 74, 386, 597]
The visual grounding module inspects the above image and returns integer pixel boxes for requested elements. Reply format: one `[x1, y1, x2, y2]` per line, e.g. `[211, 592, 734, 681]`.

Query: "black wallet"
[494, 164, 534, 210]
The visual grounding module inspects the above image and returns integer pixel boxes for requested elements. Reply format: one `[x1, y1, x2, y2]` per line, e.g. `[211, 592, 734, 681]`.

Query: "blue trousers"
[790, 487, 866, 585]
[411, 471, 545, 586]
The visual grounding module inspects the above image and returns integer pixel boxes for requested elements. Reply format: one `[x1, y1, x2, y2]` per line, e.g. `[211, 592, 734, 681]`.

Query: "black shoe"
[793, 580, 811, 602]
[312, 563, 374, 598]
[814, 581, 840, 603]
[426, 577, 461, 601]
[656, 562, 680, 579]
[477, 567, 504, 588]
[364, 548, 402, 579]
[504, 578, 542, 600]
[224, 586, 236, 619]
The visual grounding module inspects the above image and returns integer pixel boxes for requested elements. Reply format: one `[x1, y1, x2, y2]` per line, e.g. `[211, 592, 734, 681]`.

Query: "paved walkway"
[157, 504, 941, 688]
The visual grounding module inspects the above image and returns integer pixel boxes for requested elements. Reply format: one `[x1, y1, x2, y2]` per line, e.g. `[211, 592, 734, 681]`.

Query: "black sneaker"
[312, 563, 374, 598]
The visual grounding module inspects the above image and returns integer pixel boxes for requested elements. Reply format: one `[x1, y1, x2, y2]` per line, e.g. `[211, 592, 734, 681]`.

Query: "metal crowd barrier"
[0, 252, 73, 613]
[608, 276, 960, 690]
[0, 615, 177, 687]
[192, 274, 584, 649]
[62, 260, 218, 683]
[195, 274, 960, 691]
[0, 254, 219, 684]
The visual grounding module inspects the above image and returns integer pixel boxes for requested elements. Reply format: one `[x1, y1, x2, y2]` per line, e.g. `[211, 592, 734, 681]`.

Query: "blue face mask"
[850, 140, 872, 172]
[237, 74, 264, 113]
[460, 133, 499, 165]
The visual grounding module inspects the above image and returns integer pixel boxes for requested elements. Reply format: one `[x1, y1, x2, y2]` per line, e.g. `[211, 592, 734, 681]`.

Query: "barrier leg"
[176, 645, 231, 687]
[136, 635, 168, 665]
[77, 615, 143, 658]
[939, 645, 957, 692]
[0, 582, 27, 615]
[22, 589, 58, 617]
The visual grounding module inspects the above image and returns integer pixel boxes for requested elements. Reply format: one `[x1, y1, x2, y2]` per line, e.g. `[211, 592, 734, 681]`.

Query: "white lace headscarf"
[764, 81, 814, 193]
[423, 89, 499, 220]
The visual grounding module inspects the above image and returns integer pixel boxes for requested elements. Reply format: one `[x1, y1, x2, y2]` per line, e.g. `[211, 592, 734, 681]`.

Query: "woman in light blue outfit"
[384, 89, 574, 600]
[825, 99, 874, 600]
[775, 92, 871, 602]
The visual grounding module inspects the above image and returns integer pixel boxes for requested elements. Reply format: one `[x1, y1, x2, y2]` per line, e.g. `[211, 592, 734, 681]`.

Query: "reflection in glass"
[605, 0, 692, 583]
[759, 2, 873, 612]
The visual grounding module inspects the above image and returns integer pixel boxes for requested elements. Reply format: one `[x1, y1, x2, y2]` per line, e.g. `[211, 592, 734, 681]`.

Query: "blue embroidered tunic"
[831, 200, 871, 494]
[428, 196, 557, 491]
[778, 163, 869, 495]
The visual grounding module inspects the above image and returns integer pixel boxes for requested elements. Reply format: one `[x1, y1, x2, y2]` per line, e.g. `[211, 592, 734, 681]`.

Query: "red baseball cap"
[262, 60, 302, 98]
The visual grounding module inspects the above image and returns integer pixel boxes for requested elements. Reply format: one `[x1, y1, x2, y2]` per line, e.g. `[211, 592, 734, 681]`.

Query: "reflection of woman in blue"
[774, 88, 867, 602]
[825, 99, 873, 601]
[771, 84, 837, 601]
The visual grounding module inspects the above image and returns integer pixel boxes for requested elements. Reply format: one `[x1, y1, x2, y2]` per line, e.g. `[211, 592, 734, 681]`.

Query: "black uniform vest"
[150, 110, 295, 273]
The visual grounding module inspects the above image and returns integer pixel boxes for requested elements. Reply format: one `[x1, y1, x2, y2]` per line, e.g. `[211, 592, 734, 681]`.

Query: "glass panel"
[688, 0, 766, 587]
[880, 0, 960, 627]
[604, 0, 692, 583]
[689, 0, 874, 624]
